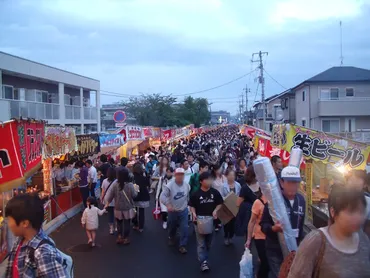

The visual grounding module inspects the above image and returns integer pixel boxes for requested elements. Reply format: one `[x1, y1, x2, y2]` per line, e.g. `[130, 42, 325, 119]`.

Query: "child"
[81, 196, 106, 247]
[5, 194, 68, 277]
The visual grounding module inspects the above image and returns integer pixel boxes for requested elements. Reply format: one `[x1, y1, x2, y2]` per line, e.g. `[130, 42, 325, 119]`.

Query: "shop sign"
[126, 126, 144, 141]
[76, 134, 100, 156]
[162, 129, 173, 141]
[0, 120, 44, 190]
[272, 124, 370, 170]
[255, 135, 305, 168]
[99, 134, 124, 148]
[43, 127, 77, 158]
[152, 128, 161, 139]
[175, 128, 184, 138]
[143, 127, 153, 138]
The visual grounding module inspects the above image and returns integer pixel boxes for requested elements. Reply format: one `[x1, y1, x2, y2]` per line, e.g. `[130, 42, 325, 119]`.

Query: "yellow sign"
[305, 161, 313, 222]
[271, 124, 370, 170]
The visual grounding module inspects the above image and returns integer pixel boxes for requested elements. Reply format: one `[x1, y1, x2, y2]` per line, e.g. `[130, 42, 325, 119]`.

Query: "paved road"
[50, 203, 255, 278]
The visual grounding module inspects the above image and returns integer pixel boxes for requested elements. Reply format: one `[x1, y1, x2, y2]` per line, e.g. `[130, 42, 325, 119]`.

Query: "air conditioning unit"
[72, 96, 81, 106]
[83, 98, 90, 107]
[48, 93, 58, 104]
[64, 95, 71, 105]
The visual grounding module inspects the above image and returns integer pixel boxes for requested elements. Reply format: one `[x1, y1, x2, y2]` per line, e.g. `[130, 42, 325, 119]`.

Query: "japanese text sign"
[162, 129, 173, 141]
[143, 127, 153, 138]
[43, 127, 77, 158]
[126, 126, 144, 141]
[271, 124, 370, 170]
[76, 134, 100, 156]
[99, 134, 124, 148]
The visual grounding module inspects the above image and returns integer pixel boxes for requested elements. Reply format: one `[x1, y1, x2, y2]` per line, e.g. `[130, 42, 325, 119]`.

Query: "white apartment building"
[0, 52, 100, 134]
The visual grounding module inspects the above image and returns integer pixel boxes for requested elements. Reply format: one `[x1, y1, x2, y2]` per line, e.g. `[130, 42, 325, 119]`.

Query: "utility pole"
[252, 51, 268, 130]
[244, 86, 249, 123]
[241, 93, 244, 123]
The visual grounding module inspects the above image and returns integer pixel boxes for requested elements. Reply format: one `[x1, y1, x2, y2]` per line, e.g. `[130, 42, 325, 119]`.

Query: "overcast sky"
[1, 0, 370, 114]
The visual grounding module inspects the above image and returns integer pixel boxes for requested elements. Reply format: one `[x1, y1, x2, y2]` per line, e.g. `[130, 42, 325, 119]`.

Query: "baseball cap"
[175, 168, 185, 175]
[281, 166, 301, 182]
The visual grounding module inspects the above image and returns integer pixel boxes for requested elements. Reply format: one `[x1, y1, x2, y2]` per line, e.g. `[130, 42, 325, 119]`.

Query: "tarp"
[272, 124, 370, 170]
[0, 120, 44, 192]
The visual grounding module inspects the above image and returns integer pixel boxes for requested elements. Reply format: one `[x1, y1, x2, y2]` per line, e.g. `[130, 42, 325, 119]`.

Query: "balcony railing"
[318, 97, 370, 116]
[84, 107, 97, 120]
[10, 100, 59, 120]
[329, 131, 370, 143]
[65, 105, 81, 120]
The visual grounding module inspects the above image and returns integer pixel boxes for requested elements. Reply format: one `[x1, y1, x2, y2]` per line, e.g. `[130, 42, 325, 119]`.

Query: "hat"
[281, 166, 301, 182]
[175, 168, 185, 175]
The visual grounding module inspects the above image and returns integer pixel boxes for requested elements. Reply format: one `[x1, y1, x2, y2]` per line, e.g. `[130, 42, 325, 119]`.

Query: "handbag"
[122, 184, 137, 219]
[278, 230, 326, 278]
[101, 180, 114, 203]
[152, 200, 161, 220]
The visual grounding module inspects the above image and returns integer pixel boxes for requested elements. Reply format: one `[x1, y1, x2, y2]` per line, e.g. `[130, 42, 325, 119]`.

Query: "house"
[253, 93, 284, 131]
[0, 52, 100, 134]
[292, 66, 370, 141]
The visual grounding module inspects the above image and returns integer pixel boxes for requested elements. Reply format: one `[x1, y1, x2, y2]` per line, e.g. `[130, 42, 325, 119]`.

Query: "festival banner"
[152, 127, 161, 139]
[305, 161, 313, 222]
[0, 120, 44, 192]
[162, 129, 173, 141]
[272, 124, 370, 170]
[174, 128, 184, 139]
[143, 127, 153, 138]
[43, 127, 77, 158]
[99, 134, 124, 148]
[255, 135, 306, 168]
[76, 134, 100, 156]
[126, 125, 145, 141]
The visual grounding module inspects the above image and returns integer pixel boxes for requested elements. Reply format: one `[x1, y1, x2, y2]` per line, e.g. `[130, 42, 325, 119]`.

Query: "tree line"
[120, 94, 210, 128]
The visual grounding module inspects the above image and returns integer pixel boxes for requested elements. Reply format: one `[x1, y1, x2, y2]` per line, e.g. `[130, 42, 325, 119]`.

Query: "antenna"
[340, 21, 344, 66]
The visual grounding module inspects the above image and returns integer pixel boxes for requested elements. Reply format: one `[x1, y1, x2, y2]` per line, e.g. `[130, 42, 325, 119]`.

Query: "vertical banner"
[305, 160, 313, 223]
[42, 158, 53, 195]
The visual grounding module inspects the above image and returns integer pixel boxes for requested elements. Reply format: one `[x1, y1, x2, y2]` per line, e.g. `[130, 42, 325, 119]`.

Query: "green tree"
[181, 96, 210, 127]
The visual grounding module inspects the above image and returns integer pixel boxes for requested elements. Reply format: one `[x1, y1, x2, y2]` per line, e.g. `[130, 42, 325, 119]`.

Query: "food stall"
[119, 125, 144, 160]
[0, 119, 45, 262]
[42, 126, 80, 221]
[271, 124, 370, 228]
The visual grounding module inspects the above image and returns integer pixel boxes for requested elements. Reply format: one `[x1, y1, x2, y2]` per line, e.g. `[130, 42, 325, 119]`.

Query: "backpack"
[29, 239, 74, 278]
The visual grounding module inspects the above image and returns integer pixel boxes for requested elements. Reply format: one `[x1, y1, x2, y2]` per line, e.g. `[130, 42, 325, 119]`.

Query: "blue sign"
[113, 110, 126, 123]
[99, 134, 124, 148]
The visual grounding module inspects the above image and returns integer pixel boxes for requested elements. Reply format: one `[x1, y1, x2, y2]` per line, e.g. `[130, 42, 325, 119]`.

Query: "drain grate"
[67, 243, 101, 253]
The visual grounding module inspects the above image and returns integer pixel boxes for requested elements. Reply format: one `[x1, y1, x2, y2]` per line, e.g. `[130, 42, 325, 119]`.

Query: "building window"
[322, 119, 340, 133]
[2, 85, 15, 100]
[345, 88, 354, 97]
[302, 91, 306, 102]
[320, 88, 339, 100]
[302, 119, 306, 127]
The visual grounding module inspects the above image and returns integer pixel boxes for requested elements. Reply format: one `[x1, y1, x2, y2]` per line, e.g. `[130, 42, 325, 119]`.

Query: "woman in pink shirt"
[246, 194, 269, 278]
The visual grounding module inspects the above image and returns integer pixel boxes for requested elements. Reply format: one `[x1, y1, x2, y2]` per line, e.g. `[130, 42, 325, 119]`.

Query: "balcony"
[65, 105, 81, 120]
[318, 97, 370, 116]
[10, 100, 59, 120]
[84, 107, 97, 120]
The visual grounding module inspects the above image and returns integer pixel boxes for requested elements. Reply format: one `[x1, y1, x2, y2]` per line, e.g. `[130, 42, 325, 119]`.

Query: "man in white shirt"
[187, 153, 199, 174]
[181, 159, 193, 184]
[86, 159, 98, 198]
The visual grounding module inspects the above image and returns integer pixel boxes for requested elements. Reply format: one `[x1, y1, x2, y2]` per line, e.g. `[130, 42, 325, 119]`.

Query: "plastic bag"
[239, 248, 253, 278]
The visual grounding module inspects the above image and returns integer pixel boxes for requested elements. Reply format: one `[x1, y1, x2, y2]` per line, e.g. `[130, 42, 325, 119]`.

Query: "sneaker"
[162, 222, 168, 230]
[168, 237, 175, 246]
[224, 238, 230, 246]
[179, 246, 187, 254]
[200, 261, 210, 272]
[91, 242, 96, 247]
[215, 227, 219, 232]
[116, 236, 123, 245]
[149, 189, 154, 194]
[109, 226, 114, 235]
[122, 238, 131, 245]
[88, 239, 92, 245]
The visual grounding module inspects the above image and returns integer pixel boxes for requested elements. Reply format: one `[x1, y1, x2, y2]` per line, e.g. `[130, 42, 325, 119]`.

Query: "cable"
[253, 82, 260, 105]
[263, 69, 287, 90]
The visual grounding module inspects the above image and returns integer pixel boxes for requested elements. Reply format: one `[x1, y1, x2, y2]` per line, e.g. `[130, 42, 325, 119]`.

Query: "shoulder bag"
[122, 184, 137, 219]
[278, 230, 326, 278]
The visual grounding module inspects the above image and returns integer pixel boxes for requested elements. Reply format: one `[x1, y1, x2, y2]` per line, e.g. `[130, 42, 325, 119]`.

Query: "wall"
[2, 74, 58, 93]
[295, 85, 310, 127]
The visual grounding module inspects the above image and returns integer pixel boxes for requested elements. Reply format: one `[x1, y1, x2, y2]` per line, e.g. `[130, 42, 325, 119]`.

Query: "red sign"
[162, 129, 173, 141]
[126, 126, 144, 141]
[257, 136, 305, 169]
[113, 110, 126, 123]
[143, 127, 153, 138]
[0, 120, 44, 190]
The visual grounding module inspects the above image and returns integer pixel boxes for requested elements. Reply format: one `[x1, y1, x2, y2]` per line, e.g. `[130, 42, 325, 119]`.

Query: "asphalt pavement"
[50, 203, 256, 278]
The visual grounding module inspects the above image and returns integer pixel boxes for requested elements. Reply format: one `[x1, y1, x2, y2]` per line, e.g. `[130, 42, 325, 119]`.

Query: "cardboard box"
[217, 192, 238, 225]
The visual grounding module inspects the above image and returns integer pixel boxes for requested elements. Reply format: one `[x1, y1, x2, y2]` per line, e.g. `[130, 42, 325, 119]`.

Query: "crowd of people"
[3, 125, 370, 277]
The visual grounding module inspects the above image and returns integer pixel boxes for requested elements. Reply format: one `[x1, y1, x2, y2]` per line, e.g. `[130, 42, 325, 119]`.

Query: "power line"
[263, 69, 287, 90]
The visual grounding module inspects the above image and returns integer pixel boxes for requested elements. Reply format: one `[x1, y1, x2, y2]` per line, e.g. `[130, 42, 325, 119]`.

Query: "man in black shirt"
[189, 172, 223, 272]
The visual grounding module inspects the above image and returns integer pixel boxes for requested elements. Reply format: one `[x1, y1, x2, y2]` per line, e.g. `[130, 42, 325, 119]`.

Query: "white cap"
[175, 168, 185, 175]
[281, 166, 301, 182]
